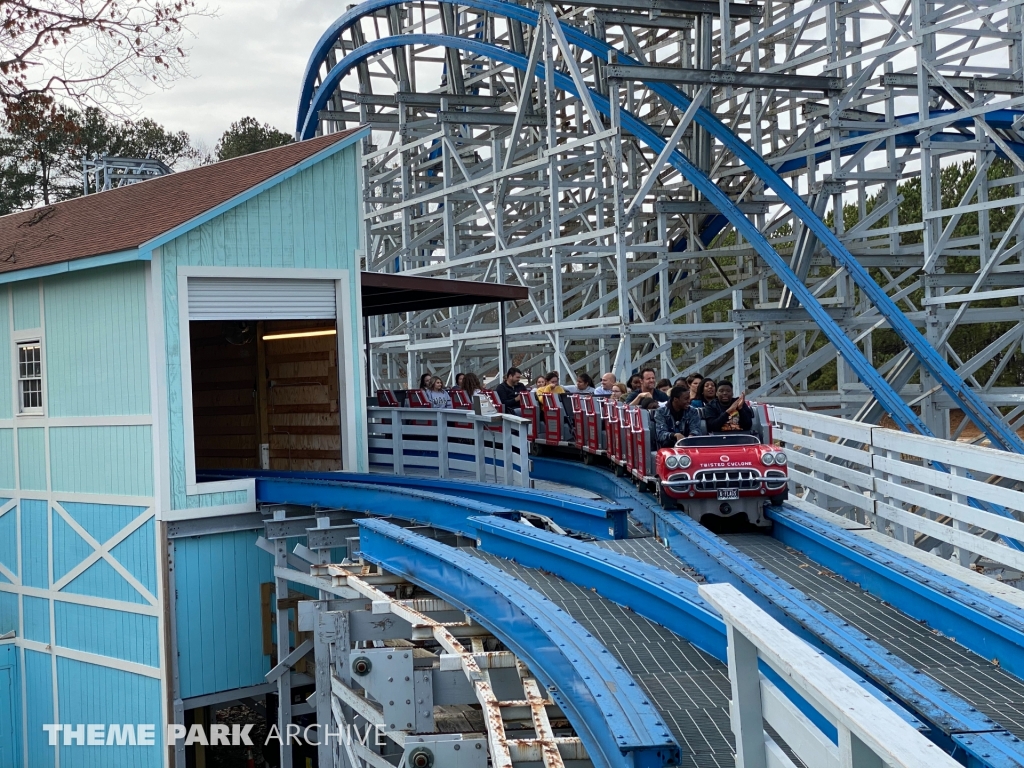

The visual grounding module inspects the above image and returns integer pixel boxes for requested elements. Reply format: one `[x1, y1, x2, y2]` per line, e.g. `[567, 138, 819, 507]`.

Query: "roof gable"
[0, 128, 366, 278]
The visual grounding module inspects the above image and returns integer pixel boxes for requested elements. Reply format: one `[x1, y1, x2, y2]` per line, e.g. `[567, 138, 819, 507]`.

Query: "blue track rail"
[357, 517, 682, 768]
[240, 475, 513, 538]
[200, 469, 628, 538]
[470, 514, 927, 744]
[768, 505, 1024, 680]
[530, 457, 1024, 767]
[244, 462, 1024, 764]
[296, 0, 1024, 455]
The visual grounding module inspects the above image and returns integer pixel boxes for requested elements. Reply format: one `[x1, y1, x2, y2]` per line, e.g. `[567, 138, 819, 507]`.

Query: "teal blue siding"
[16, 428, 45, 491]
[22, 597, 48, 644]
[11, 281, 39, 331]
[0, 291, 10, 420]
[0, 510, 14, 583]
[43, 263, 150, 418]
[160, 148, 359, 271]
[63, 559, 147, 605]
[0, 595, 15, 635]
[0, 645, 21, 768]
[185, 490, 248, 509]
[161, 143, 364, 506]
[51, 511, 92, 584]
[174, 530, 273, 697]
[0, 432, 13, 491]
[109, 518, 156, 597]
[24, 649, 54, 768]
[54, 604, 158, 667]
[20, 501, 47, 589]
[50, 426, 152, 496]
[58, 502, 146, 545]
[56, 658, 162, 768]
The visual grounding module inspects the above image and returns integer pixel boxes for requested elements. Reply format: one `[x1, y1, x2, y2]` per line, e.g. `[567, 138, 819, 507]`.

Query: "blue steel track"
[261, 463, 1024, 767]
[296, 0, 1024, 457]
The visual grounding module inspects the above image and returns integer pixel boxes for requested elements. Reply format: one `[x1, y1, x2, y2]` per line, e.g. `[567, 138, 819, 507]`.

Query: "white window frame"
[16, 339, 43, 415]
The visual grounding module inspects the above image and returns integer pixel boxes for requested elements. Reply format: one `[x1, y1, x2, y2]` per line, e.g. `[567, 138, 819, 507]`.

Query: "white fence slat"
[874, 502, 1024, 571]
[786, 451, 874, 492]
[700, 583, 961, 768]
[871, 427, 1024, 483]
[874, 477, 1024, 543]
[765, 735, 802, 768]
[872, 454, 1024, 517]
[789, 469, 874, 512]
[774, 427, 872, 466]
[761, 676, 839, 768]
[773, 409, 875, 443]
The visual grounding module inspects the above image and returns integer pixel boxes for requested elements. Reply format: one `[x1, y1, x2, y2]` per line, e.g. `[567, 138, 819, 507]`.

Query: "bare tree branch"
[0, 0, 208, 113]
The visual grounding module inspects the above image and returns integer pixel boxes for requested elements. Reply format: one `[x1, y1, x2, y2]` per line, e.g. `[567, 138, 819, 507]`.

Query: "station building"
[0, 128, 370, 766]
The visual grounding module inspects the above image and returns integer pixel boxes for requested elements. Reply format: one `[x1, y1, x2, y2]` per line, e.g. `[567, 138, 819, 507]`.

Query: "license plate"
[717, 489, 739, 500]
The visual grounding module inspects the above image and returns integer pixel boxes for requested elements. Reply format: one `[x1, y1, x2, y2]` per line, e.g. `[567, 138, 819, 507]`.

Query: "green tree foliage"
[215, 117, 293, 161]
[0, 99, 198, 212]
[853, 158, 1024, 387]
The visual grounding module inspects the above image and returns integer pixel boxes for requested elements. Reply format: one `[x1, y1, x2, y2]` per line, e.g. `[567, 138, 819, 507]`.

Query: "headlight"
[677, 454, 691, 469]
[665, 455, 679, 469]
[774, 451, 787, 465]
[761, 452, 775, 466]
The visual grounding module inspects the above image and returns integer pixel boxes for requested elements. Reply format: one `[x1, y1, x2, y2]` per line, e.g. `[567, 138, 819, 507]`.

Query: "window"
[17, 341, 42, 413]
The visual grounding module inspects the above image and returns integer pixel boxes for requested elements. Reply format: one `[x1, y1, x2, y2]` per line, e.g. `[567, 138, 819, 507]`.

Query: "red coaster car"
[653, 406, 788, 528]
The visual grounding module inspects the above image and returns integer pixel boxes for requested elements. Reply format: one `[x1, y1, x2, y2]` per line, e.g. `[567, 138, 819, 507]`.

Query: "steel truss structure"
[299, 0, 1024, 440]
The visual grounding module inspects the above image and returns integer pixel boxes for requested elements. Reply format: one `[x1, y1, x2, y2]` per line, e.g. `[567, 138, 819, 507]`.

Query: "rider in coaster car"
[704, 380, 753, 433]
[654, 386, 707, 447]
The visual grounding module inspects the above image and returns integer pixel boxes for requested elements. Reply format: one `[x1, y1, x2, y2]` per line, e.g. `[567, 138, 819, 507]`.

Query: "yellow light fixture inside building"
[262, 329, 338, 341]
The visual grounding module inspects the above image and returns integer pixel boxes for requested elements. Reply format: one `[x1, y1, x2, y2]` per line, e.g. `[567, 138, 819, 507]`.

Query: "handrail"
[367, 406, 530, 487]
[356, 518, 682, 768]
[699, 583, 961, 768]
[771, 405, 1024, 570]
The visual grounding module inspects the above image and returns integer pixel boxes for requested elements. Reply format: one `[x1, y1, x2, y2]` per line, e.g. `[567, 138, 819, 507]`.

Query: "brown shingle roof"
[0, 128, 363, 275]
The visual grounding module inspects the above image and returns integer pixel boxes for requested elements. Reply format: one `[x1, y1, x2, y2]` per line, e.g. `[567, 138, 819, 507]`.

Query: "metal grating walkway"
[470, 549, 736, 768]
[597, 537, 704, 582]
[727, 534, 1024, 740]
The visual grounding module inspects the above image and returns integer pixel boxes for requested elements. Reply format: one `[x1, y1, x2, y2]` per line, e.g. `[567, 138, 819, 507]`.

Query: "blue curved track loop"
[200, 468, 629, 538]
[357, 517, 682, 768]
[297, 0, 1024, 456]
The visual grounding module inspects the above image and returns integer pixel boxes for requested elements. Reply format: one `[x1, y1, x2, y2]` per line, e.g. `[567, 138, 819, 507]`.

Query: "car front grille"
[694, 468, 762, 491]
[765, 469, 788, 489]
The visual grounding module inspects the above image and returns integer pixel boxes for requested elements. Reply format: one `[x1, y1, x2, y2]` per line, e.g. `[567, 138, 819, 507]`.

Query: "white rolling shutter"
[187, 278, 337, 320]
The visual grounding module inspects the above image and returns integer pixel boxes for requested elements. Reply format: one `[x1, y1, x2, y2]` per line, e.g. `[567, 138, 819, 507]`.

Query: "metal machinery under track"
[298, 0, 1024, 441]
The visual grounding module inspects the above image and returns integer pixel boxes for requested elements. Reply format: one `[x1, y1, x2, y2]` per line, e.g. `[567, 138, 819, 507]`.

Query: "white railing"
[700, 583, 960, 768]
[367, 407, 531, 487]
[770, 405, 1024, 571]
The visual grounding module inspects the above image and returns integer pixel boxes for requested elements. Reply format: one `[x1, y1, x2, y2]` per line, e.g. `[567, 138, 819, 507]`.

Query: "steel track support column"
[543, 14, 565, 376]
[609, 60, 632, 379]
[274, 527, 293, 768]
[733, 289, 746, 388]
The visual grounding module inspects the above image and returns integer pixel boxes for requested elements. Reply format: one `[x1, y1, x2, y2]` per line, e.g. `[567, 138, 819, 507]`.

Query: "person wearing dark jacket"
[704, 380, 753, 433]
[494, 367, 527, 413]
[627, 368, 669, 405]
[654, 386, 706, 447]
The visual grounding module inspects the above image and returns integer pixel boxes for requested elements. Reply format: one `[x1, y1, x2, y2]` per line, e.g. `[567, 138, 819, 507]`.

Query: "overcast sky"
[140, 0, 341, 149]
